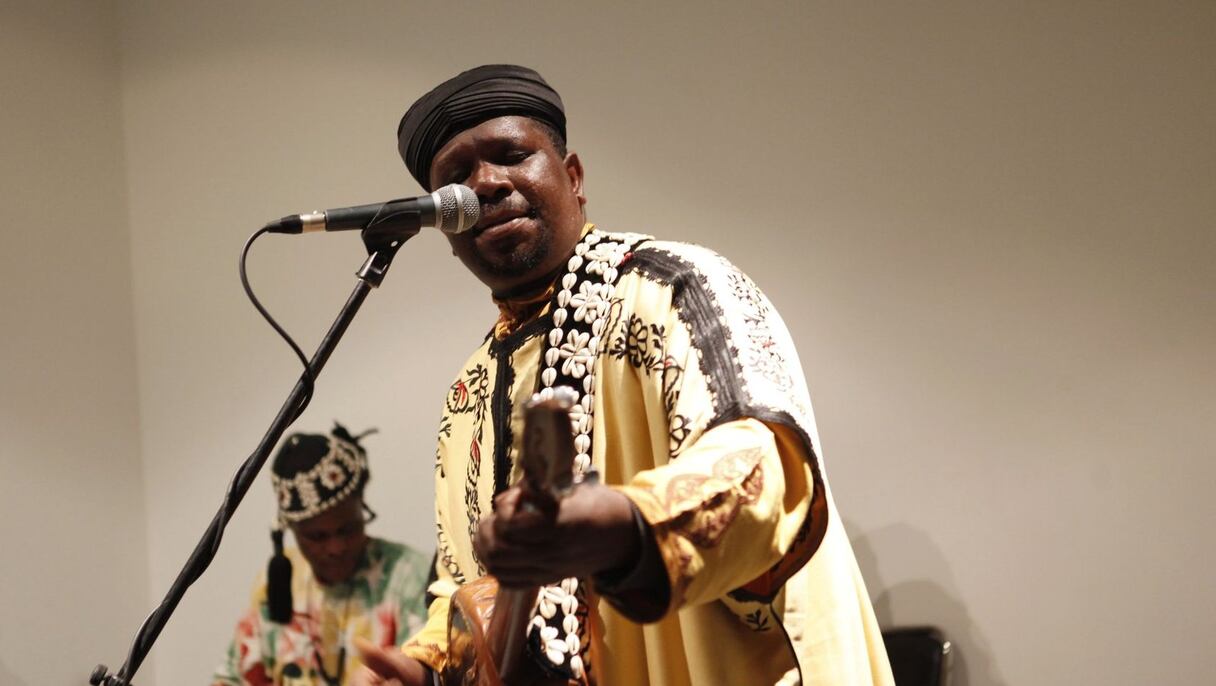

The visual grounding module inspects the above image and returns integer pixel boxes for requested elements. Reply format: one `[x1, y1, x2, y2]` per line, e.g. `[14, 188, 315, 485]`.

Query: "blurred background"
[1, 1, 1212, 684]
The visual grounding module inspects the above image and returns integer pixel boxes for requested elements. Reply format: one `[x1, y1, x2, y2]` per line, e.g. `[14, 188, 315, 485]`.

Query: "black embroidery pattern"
[435, 415, 452, 477]
[722, 264, 793, 393]
[625, 247, 829, 609]
[609, 312, 663, 369]
[435, 521, 465, 584]
[606, 305, 686, 428]
[622, 247, 799, 416]
[489, 347, 518, 497]
[446, 364, 490, 573]
[620, 251, 739, 419]
[743, 607, 773, 632]
[445, 364, 489, 415]
[669, 413, 693, 457]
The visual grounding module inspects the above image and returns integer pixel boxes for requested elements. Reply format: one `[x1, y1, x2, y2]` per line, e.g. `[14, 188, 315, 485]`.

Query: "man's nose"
[467, 161, 511, 201]
[323, 537, 347, 557]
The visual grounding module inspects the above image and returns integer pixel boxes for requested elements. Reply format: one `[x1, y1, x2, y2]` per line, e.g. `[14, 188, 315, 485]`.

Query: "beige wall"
[0, 2, 150, 685]
[3, 1, 1213, 684]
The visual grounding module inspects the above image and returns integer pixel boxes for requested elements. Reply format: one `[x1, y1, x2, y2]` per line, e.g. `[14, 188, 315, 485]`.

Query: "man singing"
[356, 65, 893, 686]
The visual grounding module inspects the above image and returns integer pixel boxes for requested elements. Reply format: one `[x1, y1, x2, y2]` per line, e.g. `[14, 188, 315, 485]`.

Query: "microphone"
[263, 183, 479, 236]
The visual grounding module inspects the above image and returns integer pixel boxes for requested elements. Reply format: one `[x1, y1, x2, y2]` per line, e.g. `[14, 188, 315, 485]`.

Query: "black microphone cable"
[240, 226, 318, 420]
[97, 228, 319, 685]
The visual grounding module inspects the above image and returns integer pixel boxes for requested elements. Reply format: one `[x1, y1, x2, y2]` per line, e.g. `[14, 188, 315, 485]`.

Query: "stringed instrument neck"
[442, 388, 583, 686]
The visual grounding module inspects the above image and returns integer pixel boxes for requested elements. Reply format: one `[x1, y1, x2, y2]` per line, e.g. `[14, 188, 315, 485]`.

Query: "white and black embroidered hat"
[270, 423, 372, 523]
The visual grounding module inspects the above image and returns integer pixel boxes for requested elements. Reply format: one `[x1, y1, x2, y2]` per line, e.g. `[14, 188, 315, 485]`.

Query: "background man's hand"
[474, 482, 641, 587]
[350, 637, 429, 686]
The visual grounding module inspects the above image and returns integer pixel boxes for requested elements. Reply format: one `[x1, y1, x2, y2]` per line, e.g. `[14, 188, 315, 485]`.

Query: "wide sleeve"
[400, 593, 452, 669]
[613, 418, 814, 618]
[598, 244, 829, 622]
[400, 467, 461, 670]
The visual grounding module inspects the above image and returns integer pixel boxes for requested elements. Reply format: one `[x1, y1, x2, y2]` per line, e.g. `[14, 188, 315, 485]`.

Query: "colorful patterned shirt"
[213, 537, 429, 686]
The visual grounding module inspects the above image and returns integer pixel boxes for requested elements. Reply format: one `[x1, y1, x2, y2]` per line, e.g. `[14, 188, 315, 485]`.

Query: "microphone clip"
[357, 215, 418, 288]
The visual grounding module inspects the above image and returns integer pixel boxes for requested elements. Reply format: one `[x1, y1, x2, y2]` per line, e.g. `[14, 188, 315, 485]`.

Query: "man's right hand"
[351, 637, 432, 686]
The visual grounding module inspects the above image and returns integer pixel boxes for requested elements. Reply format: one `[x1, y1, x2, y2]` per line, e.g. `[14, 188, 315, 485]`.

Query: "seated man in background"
[213, 424, 431, 686]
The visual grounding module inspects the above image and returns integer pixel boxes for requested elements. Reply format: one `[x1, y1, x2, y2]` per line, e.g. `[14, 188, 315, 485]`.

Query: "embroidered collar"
[492, 283, 555, 341]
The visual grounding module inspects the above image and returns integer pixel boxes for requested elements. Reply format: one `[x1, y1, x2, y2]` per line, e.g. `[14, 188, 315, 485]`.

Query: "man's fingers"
[492, 488, 522, 517]
[494, 515, 551, 546]
[349, 666, 389, 686]
[491, 490, 555, 542]
[493, 561, 567, 588]
[480, 485, 642, 585]
[353, 637, 408, 678]
[479, 499, 553, 563]
[476, 517, 545, 574]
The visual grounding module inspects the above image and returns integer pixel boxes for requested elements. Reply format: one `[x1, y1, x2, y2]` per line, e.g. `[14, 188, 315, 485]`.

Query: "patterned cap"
[270, 424, 370, 522]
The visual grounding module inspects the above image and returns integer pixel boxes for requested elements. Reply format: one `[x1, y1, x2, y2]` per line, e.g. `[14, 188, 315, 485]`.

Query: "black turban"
[397, 64, 566, 190]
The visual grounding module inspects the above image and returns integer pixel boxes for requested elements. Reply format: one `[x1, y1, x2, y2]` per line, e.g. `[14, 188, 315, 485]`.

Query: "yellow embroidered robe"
[405, 230, 893, 686]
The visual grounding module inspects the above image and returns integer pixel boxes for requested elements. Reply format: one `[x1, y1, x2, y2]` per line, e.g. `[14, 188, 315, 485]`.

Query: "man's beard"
[473, 220, 554, 278]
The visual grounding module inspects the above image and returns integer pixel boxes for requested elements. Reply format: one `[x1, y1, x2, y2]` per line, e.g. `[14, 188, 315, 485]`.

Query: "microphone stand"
[89, 220, 419, 686]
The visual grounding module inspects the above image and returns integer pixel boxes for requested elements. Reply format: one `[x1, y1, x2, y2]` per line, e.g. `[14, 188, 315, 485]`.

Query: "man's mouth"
[476, 207, 537, 236]
[320, 559, 355, 583]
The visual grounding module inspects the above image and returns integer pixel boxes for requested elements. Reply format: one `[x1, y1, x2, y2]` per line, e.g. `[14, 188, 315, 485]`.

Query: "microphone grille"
[433, 184, 479, 234]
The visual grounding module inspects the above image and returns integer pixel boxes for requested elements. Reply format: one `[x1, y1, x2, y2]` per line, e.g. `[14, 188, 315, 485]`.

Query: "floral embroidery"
[669, 414, 693, 457]
[446, 365, 489, 415]
[557, 330, 593, 379]
[569, 282, 609, 324]
[271, 437, 368, 522]
[318, 464, 345, 490]
[615, 243, 828, 604]
[743, 607, 772, 632]
[464, 438, 483, 574]
[436, 523, 465, 584]
[665, 448, 765, 548]
[722, 264, 793, 393]
[435, 416, 452, 476]
[527, 228, 650, 680]
[606, 309, 686, 432]
[445, 365, 491, 571]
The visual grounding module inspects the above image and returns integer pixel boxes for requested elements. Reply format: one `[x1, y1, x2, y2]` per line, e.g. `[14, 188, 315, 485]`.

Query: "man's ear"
[565, 152, 586, 206]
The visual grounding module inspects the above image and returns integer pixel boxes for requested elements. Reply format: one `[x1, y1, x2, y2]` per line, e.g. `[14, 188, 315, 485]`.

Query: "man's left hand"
[473, 483, 640, 588]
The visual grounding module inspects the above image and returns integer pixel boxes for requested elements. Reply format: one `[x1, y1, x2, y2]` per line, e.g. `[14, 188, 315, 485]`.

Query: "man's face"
[289, 494, 368, 585]
[428, 116, 586, 295]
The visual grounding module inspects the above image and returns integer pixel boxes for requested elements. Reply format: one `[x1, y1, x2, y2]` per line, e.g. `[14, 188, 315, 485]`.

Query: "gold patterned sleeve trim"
[612, 417, 806, 615]
[610, 484, 683, 618]
[401, 592, 452, 671]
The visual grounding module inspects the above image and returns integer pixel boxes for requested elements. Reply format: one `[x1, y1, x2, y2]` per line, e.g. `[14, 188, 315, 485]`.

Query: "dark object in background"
[882, 626, 952, 686]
